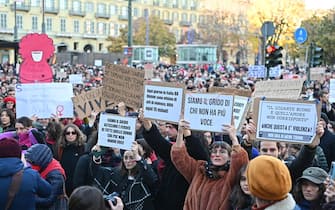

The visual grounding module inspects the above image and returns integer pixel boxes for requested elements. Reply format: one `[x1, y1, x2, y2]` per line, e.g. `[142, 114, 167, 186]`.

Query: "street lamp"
[127, 0, 132, 66]
[14, 1, 17, 41]
[42, 0, 45, 33]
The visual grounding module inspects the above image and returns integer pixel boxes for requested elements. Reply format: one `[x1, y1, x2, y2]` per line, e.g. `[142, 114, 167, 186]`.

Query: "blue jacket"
[0, 157, 51, 210]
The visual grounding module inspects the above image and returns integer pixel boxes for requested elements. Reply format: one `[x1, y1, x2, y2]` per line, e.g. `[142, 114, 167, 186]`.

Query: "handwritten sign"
[184, 93, 233, 132]
[330, 79, 335, 103]
[72, 87, 114, 119]
[269, 65, 282, 78]
[143, 82, 184, 123]
[254, 98, 319, 144]
[69, 74, 83, 84]
[98, 113, 136, 150]
[248, 65, 266, 78]
[310, 67, 326, 81]
[254, 79, 304, 99]
[233, 96, 250, 131]
[16, 83, 74, 118]
[103, 64, 145, 109]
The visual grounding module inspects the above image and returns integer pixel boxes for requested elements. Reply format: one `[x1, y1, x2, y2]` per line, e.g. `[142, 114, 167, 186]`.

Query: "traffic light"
[265, 45, 283, 68]
[311, 46, 323, 67]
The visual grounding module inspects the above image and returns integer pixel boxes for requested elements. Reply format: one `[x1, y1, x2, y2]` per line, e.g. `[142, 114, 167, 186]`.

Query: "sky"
[305, 0, 335, 10]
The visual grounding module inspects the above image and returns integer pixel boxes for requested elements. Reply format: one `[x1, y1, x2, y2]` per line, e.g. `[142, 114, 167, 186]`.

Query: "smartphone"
[329, 161, 335, 180]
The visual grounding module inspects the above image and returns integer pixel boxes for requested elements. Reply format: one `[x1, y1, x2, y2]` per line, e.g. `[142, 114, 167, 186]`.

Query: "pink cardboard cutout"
[19, 33, 55, 83]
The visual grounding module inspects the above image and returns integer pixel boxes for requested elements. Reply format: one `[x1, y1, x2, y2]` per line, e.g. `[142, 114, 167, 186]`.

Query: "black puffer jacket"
[25, 144, 65, 209]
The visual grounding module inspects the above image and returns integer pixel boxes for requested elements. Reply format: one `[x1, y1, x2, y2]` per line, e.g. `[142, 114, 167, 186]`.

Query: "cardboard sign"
[143, 82, 184, 123]
[103, 64, 145, 109]
[16, 83, 74, 118]
[98, 113, 136, 150]
[253, 98, 320, 144]
[253, 79, 305, 99]
[248, 65, 266, 78]
[69, 74, 83, 84]
[184, 93, 234, 132]
[310, 67, 326, 81]
[72, 87, 114, 119]
[330, 79, 335, 103]
[208, 87, 251, 131]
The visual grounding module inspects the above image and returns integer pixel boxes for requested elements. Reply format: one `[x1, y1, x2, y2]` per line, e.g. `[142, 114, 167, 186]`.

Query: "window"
[60, 18, 66, 32]
[59, 0, 67, 9]
[110, 5, 118, 15]
[31, 0, 40, 7]
[85, 20, 94, 33]
[74, 42, 78, 50]
[133, 8, 139, 17]
[72, 1, 81, 11]
[73, 20, 79, 33]
[16, 15, 23, 29]
[85, 2, 94, 13]
[172, 12, 178, 21]
[97, 3, 106, 14]
[97, 22, 106, 35]
[163, 11, 170, 19]
[45, 0, 54, 9]
[121, 6, 127, 16]
[181, 13, 187, 21]
[32, 16, 38, 30]
[99, 43, 103, 51]
[0, 13, 7, 29]
[46, 18, 52, 31]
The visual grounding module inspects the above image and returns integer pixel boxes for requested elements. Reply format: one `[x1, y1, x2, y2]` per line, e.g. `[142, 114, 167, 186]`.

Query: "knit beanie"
[247, 155, 291, 201]
[0, 138, 22, 158]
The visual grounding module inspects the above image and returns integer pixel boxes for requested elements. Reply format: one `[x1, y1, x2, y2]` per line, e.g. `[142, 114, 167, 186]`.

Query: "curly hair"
[57, 123, 86, 148]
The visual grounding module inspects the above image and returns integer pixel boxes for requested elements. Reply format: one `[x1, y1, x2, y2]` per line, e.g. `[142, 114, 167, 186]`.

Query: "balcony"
[118, 15, 128, 20]
[153, 2, 160, 6]
[163, 19, 173, 25]
[197, 22, 207, 28]
[172, 4, 178, 8]
[10, 3, 30, 12]
[68, 9, 86, 17]
[44, 7, 59, 14]
[95, 12, 110, 19]
[179, 21, 191, 27]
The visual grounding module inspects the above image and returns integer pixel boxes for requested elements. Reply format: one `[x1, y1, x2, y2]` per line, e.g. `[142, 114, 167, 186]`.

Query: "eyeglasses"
[65, 131, 77, 135]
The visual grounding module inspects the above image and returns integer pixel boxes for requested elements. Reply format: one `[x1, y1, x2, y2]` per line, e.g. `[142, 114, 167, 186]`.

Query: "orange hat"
[3, 96, 15, 104]
[247, 155, 291, 201]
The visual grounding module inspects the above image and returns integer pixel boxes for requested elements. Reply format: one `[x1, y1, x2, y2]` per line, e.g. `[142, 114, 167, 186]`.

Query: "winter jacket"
[0, 128, 45, 149]
[142, 124, 207, 210]
[320, 128, 335, 169]
[252, 194, 300, 210]
[171, 143, 248, 210]
[25, 144, 66, 209]
[0, 157, 51, 210]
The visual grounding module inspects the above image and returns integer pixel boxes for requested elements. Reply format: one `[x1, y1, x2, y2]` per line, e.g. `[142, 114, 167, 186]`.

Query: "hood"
[0, 157, 24, 177]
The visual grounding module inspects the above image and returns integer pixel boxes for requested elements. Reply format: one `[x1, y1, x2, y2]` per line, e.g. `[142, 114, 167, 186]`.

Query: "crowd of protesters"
[1, 60, 335, 210]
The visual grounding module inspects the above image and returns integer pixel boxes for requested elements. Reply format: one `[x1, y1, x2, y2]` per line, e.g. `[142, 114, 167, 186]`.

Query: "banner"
[248, 65, 266, 78]
[143, 82, 184, 123]
[184, 93, 233, 132]
[103, 64, 144, 109]
[72, 87, 114, 119]
[16, 83, 73, 118]
[253, 98, 320, 144]
[98, 113, 136, 150]
[69, 74, 83, 84]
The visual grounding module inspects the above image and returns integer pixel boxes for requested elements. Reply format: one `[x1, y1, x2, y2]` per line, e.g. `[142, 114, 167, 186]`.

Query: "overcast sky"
[305, 0, 335, 10]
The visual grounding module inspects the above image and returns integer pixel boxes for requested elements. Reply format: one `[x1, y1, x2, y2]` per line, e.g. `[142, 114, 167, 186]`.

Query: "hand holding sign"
[178, 119, 191, 137]
[139, 108, 152, 131]
[308, 121, 324, 149]
[131, 141, 141, 161]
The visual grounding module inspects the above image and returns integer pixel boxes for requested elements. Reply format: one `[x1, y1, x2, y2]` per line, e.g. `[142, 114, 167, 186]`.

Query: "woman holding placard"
[170, 119, 249, 210]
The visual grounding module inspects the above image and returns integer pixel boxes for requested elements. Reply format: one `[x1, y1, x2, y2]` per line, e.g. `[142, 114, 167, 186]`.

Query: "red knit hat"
[3, 96, 16, 104]
[0, 138, 22, 158]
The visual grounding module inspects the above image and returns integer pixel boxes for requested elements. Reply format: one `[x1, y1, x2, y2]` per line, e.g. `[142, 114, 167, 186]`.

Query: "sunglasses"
[65, 131, 77, 135]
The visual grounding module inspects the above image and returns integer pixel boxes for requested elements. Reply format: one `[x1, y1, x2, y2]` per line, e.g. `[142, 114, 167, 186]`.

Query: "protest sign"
[184, 93, 234, 132]
[144, 63, 154, 79]
[103, 64, 144, 109]
[330, 79, 335, 103]
[269, 65, 282, 78]
[253, 98, 320, 144]
[143, 81, 184, 123]
[253, 79, 304, 99]
[310, 67, 326, 81]
[69, 74, 83, 84]
[98, 113, 136, 150]
[16, 83, 74, 118]
[248, 65, 266, 78]
[208, 87, 251, 131]
[72, 87, 114, 119]
[56, 71, 67, 79]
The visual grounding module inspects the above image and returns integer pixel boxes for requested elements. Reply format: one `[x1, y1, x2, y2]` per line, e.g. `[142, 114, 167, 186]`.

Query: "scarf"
[33, 158, 66, 179]
[204, 160, 230, 179]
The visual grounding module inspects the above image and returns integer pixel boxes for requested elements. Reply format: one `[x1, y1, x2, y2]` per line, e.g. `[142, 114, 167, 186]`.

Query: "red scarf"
[32, 159, 66, 179]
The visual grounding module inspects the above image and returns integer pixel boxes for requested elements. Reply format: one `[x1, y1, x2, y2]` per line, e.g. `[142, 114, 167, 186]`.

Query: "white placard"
[98, 113, 136, 150]
[269, 65, 282, 78]
[143, 84, 184, 123]
[329, 79, 335, 103]
[94, 59, 103, 67]
[69, 74, 83, 84]
[16, 83, 74, 118]
[248, 65, 266, 78]
[184, 93, 234, 132]
[256, 100, 318, 144]
[233, 96, 250, 130]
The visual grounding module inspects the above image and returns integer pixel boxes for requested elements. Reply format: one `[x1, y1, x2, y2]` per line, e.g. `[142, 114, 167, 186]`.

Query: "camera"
[103, 192, 119, 205]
